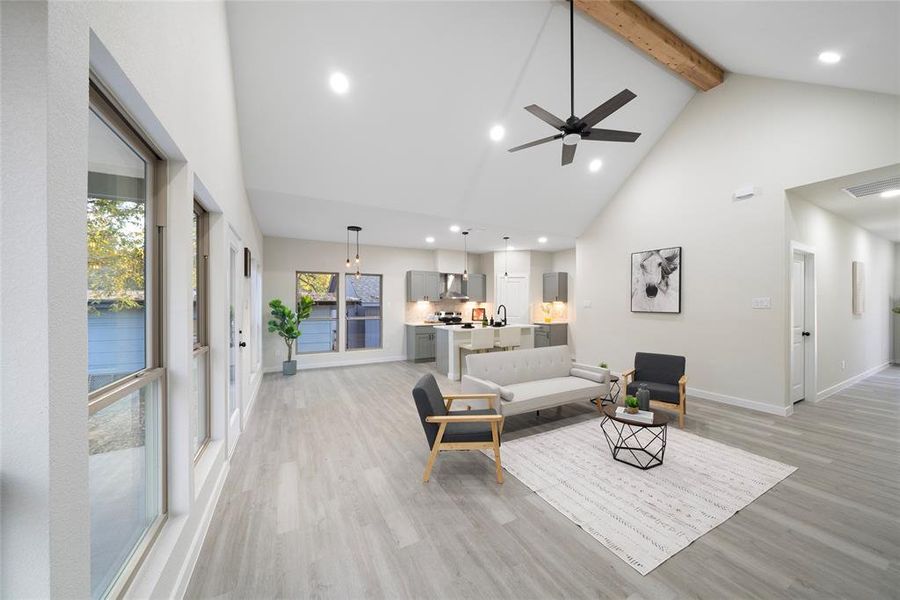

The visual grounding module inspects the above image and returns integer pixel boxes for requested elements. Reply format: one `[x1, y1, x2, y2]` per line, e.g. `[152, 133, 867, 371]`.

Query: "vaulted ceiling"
[226, 1, 695, 252]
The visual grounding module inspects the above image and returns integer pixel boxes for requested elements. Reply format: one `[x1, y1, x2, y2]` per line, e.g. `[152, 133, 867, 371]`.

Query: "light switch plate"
[583, 300, 592, 308]
[751, 297, 771, 309]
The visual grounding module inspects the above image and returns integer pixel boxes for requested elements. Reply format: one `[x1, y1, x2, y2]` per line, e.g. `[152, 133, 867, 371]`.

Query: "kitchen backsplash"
[406, 299, 491, 323]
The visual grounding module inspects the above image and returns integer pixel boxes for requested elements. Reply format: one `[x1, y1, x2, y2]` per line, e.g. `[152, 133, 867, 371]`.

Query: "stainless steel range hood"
[440, 273, 469, 300]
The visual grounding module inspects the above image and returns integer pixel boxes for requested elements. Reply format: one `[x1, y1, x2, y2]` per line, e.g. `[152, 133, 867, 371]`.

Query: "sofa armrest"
[461, 376, 503, 411]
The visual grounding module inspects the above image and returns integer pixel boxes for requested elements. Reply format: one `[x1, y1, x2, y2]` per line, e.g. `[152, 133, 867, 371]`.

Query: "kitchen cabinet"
[542, 272, 568, 302]
[406, 325, 436, 362]
[534, 323, 567, 347]
[406, 270, 442, 301]
[464, 273, 486, 302]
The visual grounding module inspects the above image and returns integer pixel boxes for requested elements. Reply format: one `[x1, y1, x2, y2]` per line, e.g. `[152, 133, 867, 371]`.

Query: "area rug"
[482, 419, 796, 575]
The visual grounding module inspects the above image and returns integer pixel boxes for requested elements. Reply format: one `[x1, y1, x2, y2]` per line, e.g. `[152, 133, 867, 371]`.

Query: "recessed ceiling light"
[489, 124, 506, 142]
[425, 236, 435, 243]
[818, 51, 841, 64]
[508, 245, 515, 251]
[538, 236, 548, 244]
[880, 189, 900, 198]
[329, 72, 350, 94]
[589, 159, 603, 173]
[449, 225, 461, 233]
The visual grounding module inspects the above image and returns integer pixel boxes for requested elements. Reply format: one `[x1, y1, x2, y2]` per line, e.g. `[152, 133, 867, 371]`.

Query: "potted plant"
[268, 296, 314, 375]
[624, 395, 640, 414]
[597, 361, 610, 381]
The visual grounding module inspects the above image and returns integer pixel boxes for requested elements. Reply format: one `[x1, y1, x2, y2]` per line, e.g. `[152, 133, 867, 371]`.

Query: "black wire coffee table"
[600, 405, 670, 470]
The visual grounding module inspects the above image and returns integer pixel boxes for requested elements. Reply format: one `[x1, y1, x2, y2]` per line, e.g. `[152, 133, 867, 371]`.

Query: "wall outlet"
[841, 360, 846, 370]
[751, 297, 771, 309]
[583, 300, 592, 308]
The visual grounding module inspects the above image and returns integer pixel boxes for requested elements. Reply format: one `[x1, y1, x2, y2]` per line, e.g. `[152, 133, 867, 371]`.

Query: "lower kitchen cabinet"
[406, 325, 436, 362]
[534, 323, 567, 348]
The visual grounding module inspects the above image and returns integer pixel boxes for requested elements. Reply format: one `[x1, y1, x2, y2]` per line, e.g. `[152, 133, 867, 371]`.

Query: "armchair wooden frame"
[621, 369, 688, 428]
[423, 393, 505, 484]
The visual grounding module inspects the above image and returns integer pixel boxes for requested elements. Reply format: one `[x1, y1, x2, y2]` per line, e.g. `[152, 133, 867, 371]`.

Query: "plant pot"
[625, 406, 639, 414]
[282, 360, 297, 376]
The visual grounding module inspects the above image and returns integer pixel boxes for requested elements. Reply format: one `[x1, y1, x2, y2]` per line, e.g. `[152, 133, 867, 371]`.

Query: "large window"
[87, 85, 165, 600]
[192, 201, 210, 458]
[345, 274, 382, 350]
[296, 272, 339, 353]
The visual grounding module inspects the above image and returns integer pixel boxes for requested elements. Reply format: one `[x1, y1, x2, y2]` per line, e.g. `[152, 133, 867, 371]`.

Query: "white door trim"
[788, 241, 817, 408]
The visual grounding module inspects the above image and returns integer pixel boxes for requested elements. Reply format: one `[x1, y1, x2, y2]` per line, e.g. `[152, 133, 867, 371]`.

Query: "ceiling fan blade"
[582, 128, 642, 143]
[579, 89, 637, 128]
[561, 142, 576, 166]
[508, 134, 563, 153]
[524, 105, 566, 130]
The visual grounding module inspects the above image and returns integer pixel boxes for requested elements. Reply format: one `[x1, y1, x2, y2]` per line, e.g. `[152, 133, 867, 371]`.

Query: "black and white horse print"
[631, 247, 681, 313]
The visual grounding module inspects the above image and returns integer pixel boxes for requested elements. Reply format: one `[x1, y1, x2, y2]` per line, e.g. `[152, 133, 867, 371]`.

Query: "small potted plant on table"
[268, 296, 313, 376]
[624, 395, 640, 414]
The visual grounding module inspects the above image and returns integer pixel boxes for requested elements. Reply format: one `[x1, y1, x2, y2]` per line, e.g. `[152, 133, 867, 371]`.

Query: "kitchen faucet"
[497, 304, 508, 326]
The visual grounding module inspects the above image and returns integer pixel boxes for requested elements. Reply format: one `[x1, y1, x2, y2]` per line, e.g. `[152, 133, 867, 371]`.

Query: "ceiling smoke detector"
[843, 176, 900, 199]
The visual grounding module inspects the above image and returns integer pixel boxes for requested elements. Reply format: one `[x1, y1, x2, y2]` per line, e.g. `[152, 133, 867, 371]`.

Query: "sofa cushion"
[440, 409, 500, 445]
[626, 381, 680, 404]
[570, 367, 607, 384]
[499, 376, 603, 415]
[465, 346, 572, 386]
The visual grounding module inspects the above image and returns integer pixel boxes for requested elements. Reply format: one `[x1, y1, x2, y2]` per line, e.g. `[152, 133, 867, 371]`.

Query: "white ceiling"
[789, 164, 900, 242]
[226, 1, 695, 253]
[643, 0, 900, 96]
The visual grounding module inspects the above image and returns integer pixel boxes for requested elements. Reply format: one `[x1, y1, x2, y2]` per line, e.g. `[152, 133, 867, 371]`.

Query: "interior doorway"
[495, 275, 529, 324]
[790, 244, 816, 404]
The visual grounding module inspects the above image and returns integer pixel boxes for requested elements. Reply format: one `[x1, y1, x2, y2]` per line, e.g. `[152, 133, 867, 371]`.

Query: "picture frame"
[631, 246, 682, 314]
[471, 307, 485, 322]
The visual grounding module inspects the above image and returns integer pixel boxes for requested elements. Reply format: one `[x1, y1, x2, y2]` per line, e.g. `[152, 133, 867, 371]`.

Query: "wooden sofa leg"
[423, 424, 446, 482]
[491, 422, 503, 484]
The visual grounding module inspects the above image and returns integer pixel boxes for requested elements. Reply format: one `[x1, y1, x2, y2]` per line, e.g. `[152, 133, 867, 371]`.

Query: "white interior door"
[790, 254, 806, 403]
[227, 234, 243, 454]
[496, 275, 529, 324]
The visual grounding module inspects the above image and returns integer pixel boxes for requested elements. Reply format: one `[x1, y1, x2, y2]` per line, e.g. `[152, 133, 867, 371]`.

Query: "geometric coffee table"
[599, 405, 670, 470]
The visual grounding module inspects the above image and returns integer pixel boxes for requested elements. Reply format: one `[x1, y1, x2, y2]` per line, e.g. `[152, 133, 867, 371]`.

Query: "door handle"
[239, 341, 247, 347]
[801, 331, 811, 337]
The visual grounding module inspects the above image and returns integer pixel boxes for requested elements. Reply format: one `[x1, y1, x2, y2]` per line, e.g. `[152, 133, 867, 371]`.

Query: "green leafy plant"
[599, 361, 608, 369]
[893, 306, 900, 314]
[624, 395, 639, 409]
[268, 296, 314, 363]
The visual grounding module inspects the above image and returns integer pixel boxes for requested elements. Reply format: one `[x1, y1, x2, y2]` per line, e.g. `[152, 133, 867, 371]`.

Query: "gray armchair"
[412, 373, 504, 483]
[621, 352, 687, 428]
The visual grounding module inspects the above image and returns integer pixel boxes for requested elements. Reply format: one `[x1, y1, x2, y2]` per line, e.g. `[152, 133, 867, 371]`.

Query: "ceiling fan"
[509, 0, 641, 166]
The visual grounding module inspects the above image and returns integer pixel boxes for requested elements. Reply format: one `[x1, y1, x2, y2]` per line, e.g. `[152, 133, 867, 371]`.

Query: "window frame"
[295, 271, 340, 354]
[87, 82, 167, 600]
[192, 199, 210, 461]
[344, 273, 384, 351]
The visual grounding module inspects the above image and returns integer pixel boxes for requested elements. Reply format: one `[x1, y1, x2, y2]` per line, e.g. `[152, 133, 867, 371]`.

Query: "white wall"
[894, 243, 900, 363]
[788, 196, 895, 394]
[575, 74, 900, 415]
[1, 2, 262, 597]
[263, 237, 437, 370]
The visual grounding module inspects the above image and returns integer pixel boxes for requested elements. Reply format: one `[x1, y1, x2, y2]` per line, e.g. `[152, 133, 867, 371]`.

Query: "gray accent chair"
[412, 373, 504, 483]
[622, 352, 687, 428]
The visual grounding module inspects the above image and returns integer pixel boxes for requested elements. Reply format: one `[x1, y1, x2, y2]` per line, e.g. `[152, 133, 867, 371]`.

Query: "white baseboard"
[816, 362, 890, 402]
[264, 354, 406, 374]
[173, 460, 230, 600]
[687, 386, 792, 417]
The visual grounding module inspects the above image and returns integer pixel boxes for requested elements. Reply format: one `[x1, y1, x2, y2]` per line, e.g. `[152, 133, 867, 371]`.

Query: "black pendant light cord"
[569, 0, 574, 118]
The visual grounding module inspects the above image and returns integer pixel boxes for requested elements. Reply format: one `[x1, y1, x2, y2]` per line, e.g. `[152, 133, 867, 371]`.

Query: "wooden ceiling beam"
[574, 0, 724, 91]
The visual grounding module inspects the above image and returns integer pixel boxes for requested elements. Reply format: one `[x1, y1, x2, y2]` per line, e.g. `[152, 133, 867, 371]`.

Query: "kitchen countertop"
[432, 323, 539, 331]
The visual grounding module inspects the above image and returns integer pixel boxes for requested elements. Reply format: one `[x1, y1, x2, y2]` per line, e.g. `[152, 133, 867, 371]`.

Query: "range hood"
[440, 273, 469, 300]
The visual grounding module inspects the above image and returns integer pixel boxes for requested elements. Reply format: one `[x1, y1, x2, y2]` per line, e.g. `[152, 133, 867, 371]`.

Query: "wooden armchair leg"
[490, 422, 503, 484]
[423, 423, 447, 482]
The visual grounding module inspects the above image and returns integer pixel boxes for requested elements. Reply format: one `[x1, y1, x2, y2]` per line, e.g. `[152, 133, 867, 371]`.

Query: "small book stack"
[615, 406, 654, 424]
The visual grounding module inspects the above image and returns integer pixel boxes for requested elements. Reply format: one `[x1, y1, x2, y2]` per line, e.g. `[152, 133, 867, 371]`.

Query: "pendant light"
[503, 236, 510, 278]
[347, 225, 362, 279]
[462, 230, 469, 280]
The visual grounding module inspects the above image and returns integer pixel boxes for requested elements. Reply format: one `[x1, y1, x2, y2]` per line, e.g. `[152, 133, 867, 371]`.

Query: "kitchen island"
[433, 324, 538, 380]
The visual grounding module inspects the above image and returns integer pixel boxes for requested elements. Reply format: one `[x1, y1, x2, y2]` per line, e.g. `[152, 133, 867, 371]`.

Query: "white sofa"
[460, 346, 610, 416]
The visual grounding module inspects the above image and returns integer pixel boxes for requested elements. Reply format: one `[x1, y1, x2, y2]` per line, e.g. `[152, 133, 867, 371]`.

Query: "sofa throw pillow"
[570, 368, 607, 384]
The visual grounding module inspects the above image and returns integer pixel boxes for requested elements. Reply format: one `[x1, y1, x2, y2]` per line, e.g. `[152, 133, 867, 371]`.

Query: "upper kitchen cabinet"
[406, 270, 442, 301]
[542, 272, 568, 302]
[464, 273, 486, 302]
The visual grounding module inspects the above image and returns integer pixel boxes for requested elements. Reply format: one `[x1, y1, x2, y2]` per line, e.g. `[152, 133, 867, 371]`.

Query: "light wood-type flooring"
[186, 362, 900, 599]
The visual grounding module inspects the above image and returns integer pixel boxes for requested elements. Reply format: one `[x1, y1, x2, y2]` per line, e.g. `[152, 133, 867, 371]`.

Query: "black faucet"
[497, 304, 508, 326]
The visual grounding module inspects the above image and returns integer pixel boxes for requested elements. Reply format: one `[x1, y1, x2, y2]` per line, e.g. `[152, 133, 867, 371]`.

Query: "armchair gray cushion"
[634, 352, 685, 386]
[626, 381, 680, 404]
[412, 374, 500, 448]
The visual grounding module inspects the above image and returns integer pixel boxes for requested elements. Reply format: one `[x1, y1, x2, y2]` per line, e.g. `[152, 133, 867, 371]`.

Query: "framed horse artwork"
[631, 247, 681, 313]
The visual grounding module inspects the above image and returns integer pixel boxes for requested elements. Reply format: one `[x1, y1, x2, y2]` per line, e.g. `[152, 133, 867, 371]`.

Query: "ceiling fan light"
[563, 133, 580, 146]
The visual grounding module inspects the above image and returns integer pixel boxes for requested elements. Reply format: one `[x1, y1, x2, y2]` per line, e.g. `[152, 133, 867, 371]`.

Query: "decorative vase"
[282, 360, 297, 376]
[636, 384, 651, 411]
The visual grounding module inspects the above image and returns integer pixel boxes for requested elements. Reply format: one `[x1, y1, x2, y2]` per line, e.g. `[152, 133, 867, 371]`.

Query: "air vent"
[843, 177, 900, 198]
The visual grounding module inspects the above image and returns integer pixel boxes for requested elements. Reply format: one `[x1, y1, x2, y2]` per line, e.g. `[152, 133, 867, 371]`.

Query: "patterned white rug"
[483, 418, 796, 575]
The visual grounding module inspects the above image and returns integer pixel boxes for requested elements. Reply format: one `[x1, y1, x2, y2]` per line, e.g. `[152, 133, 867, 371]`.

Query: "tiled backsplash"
[405, 299, 492, 323]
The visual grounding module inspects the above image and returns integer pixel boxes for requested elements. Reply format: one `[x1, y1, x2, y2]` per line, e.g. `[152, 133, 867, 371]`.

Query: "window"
[87, 85, 165, 600]
[296, 272, 339, 353]
[345, 274, 382, 350]
[192, 201, 210, 458]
